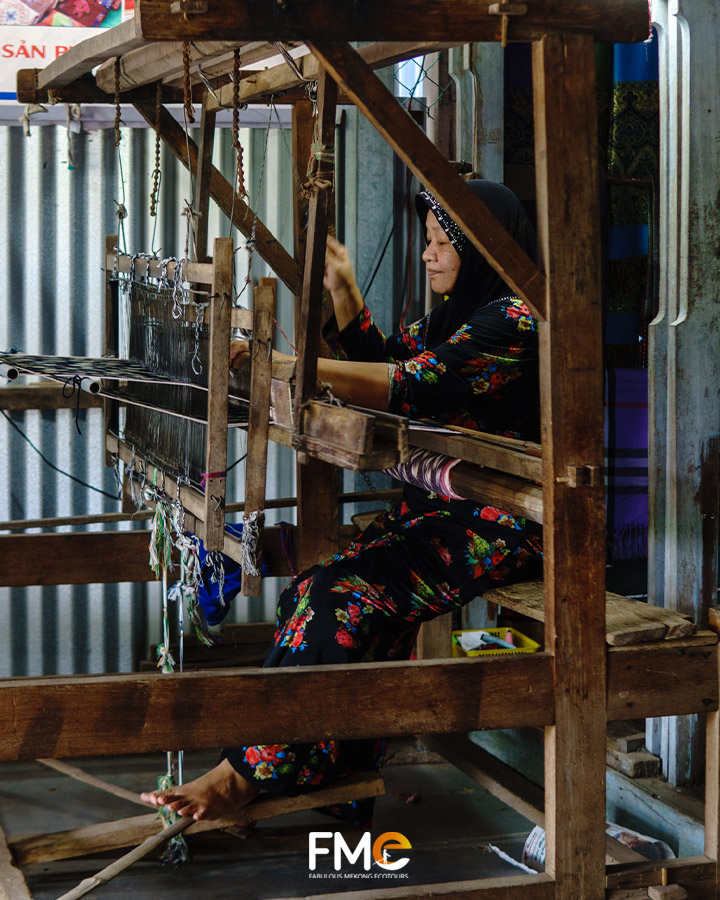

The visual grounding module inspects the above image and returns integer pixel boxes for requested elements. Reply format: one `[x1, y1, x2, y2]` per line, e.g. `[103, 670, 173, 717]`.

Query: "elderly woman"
[142, 180, 543, 823]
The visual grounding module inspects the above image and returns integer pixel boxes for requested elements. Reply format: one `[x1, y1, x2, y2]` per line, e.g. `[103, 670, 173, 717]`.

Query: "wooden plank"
[94, 39, 244, 93]
[194, 95, 217, 263]
[132, 101, 301, 296]
[1, 642, 717, 761]
[202, 237, 233, 550]
[0, 823, 33, 900]
[309, 40, 546, 320]
[241, 280, 275, 595]
[0, 384, 103, 411]
[409, 425, 543, 481]
[111, 253, 214, 284]
[208, 41, 457, 112]
[605, 857, 715, 890]
[483, 581, 698, 645]
[532, 33, 606, 900]
[9, 771, 384, 866]
[0, 654, 556, 761]
[450, 464, 543, 524]
[135, 0, 651, 43]
[16, 70, 185, 105]
[607, 640, 718, 721]
[35, 16, 145, 92]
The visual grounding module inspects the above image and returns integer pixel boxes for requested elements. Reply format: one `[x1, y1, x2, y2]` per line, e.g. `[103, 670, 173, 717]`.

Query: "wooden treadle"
[483, 580, 697, 646]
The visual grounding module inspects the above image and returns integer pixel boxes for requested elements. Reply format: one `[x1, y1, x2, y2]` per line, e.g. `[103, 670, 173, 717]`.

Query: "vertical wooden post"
[292, 75, 340, 568]
[293, 68, 338, 421]
[194, 94, 217, 264]
[104, 233, 119, 469]
[533, 34, 606, 900]
[203, 237, 233, 550]
[241, 279, 276, 596]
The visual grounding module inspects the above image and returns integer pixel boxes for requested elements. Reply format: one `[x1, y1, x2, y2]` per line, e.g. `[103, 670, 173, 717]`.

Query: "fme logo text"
[309, 831, 412, 873]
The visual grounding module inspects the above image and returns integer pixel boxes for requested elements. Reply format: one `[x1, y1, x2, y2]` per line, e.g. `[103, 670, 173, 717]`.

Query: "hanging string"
[232, 49, 247, 202]
[302, 140, 335, 199]
[182, 41, 195, 124]
[149, 81, 162, 219]
[241, 509, 263, 577]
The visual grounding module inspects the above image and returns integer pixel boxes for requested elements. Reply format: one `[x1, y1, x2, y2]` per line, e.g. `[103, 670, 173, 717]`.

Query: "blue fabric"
[608, 224, 649, 260]
[613, 38, 659, 83]
[196, 523, 269, 625]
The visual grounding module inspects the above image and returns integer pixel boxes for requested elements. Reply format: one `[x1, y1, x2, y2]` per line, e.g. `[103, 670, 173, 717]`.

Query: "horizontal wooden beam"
[0, 383, 103, 411]
[136, 0, 650, 44]
[132, 101, 302, 295]
[0, 640, 716, 761]
[0, 654, 555, 760]
[15, 70, 186, 106]
[309, 41, 547, 319]
[0, 526, 304, 587]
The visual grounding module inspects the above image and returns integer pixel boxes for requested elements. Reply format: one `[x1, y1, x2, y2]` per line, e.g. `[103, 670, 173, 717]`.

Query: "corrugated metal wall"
[0, 114, 300, 677]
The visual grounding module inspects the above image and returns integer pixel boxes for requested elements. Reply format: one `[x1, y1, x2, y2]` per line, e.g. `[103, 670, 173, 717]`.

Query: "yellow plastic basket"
[451, 627, 540, 657]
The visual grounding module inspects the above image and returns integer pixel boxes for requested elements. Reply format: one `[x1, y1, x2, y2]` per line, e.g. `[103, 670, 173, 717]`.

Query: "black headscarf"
[415, 180, 537, 346]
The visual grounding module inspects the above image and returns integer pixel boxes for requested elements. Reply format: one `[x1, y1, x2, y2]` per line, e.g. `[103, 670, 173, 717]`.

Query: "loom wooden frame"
[5, 2, 720, 899]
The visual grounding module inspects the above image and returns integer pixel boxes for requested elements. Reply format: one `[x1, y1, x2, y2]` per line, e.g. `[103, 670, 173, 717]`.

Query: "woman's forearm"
[315, 358, 390, 411]
[330, 283, 365, 333]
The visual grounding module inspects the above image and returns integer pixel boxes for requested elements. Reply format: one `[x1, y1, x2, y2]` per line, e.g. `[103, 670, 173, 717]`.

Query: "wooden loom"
[3, 2, 720, 899]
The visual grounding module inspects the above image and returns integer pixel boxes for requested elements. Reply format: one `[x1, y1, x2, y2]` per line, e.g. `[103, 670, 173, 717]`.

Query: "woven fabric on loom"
[123, 281, 216, 486]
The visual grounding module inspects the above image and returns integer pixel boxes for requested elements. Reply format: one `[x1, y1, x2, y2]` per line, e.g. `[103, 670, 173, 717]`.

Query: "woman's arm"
[323, 235, 365, 332]
[230, 341, 390, 411]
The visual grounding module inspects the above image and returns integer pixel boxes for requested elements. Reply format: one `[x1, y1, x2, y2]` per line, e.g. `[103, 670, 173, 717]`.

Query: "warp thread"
[381, 448, 465, 500]
[241, 509, 263, 577]
[148, 495, 174, 579]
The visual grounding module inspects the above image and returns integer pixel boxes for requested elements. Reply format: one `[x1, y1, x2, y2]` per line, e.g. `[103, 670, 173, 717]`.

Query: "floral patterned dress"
[221, 295, 543, 825]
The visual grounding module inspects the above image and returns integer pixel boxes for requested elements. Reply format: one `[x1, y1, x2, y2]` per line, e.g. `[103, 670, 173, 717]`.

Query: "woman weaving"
[142, 179, 543, 822]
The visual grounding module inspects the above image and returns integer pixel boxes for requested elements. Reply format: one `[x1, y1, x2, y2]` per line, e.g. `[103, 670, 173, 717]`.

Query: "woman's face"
[422, 210, 461, 295]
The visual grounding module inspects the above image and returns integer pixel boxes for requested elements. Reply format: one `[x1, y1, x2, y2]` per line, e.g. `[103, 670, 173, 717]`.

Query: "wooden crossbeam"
[0, 655, 555, 761]
[0, 643, 717, 762]
[0, 383, 103, 411]
[135, 0, 650, 44]
[132, 101, 301, 296]
[308, 41, 547, 320]
[0, 526, 306, 587]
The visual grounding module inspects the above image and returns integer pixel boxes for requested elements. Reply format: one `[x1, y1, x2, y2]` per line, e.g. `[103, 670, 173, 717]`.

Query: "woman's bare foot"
[140, 758, 259, 821]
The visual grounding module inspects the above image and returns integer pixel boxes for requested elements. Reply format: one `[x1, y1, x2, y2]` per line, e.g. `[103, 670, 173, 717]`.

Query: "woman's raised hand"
[324, 236, 364, 331]
[323, 235, 358, 294]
